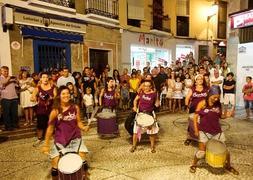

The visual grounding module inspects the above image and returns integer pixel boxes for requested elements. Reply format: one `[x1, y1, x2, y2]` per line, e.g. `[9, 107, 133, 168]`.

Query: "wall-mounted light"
[207, 1, 218, 21]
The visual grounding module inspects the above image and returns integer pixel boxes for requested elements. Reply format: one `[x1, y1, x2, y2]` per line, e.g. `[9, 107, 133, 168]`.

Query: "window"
[127, 0, 143, 27]
[177, 0, 189, 16]
[177, 16, 189, 36]
[217, 1, 227, 39]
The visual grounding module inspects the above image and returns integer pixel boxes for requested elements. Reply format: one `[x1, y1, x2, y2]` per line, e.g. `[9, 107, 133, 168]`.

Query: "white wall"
[236, 43, 253, 107]
[0, 5, 12, 74]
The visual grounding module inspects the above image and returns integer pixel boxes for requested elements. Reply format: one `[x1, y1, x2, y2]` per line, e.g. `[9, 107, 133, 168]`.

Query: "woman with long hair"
[42, 86, 90, 180]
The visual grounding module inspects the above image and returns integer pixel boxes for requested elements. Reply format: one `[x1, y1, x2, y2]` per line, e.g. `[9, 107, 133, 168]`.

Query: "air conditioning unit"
[2, 6, 13, 25]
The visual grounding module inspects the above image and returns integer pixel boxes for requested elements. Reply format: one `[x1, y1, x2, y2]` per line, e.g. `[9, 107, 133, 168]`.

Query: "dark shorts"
[37, 114, 49, 130]
[244, 100, 253, 109]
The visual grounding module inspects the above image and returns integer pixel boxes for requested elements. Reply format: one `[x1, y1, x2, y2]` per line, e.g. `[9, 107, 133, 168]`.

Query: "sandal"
[129, 146, 136, 153]
[225, 166, 239, 175]
[151, 147, 156, 153]
[189, 165, 197, 173]
[23, 122, 29, 127]
[184, 139, 191, 146]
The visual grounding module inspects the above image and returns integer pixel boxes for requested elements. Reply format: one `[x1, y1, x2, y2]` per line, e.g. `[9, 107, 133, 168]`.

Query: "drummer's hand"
[41, 145, 50, 155]
[82, 125, 90, 132]
[133, 107, 137, 112]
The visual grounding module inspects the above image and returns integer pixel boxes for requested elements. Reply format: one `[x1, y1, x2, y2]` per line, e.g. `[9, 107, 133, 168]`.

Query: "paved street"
[0, 112, 253, 180]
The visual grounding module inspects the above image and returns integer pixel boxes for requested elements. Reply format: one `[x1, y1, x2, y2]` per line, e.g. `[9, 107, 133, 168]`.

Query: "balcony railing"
[85, 0, 119, 20]
[36, 0, 75, 8]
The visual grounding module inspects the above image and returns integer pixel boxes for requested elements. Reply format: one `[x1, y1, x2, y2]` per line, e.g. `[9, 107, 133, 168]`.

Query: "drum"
[205, 139, 227, 168]
[124, 112, 136, 135]
[58, 153, 84, 180]
[97, 111, 119, 136]
[136, 113, 155, 128]
[187, 114, 199, 141]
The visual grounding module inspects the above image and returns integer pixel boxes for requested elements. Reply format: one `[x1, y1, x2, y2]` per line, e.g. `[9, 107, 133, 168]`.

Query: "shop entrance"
[89, 49, 109, 77]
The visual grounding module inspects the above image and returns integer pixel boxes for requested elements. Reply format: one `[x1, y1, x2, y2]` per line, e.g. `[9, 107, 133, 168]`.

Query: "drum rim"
[58, 153, 83, 174]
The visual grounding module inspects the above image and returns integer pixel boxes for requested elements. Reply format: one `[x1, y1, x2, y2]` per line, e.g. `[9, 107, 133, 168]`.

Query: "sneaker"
[33, 139, 44, 147]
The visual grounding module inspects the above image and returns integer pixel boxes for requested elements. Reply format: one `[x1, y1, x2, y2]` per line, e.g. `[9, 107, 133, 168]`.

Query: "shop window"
[33, 40, 71, 72]
[217, 1, 227, 39]
[176, 16, 189, 37]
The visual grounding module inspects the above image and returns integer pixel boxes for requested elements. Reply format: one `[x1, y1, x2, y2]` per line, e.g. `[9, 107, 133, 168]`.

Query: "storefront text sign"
[230, 9, 253, 29]
[138, 33, 164, 47]
[14, 12, 86, 33]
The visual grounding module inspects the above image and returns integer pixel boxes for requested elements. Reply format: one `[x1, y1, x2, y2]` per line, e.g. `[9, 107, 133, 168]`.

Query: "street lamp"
[206, 2, 218, 44]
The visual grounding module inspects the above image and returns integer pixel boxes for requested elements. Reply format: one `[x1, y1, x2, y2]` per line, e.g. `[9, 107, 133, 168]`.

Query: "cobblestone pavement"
[0, 113, 253, 180]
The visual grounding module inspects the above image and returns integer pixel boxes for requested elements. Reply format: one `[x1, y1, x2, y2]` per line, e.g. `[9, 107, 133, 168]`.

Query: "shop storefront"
[9, 8, 86, 74]
[121, 31, 171, 71]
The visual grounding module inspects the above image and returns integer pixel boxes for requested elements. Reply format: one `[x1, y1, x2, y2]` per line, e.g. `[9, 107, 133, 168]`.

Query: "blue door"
[33, 40, 71, 72]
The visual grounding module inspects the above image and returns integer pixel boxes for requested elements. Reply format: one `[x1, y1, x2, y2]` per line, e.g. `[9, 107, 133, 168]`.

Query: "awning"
[21, 26, 83, 43]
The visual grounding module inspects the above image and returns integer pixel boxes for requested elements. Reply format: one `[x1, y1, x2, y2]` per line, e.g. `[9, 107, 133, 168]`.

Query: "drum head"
[136, 113, 154, 127]
[58, 153, 83, 174]
[206, 139, 226, 154]
[97, 112, 116, 119]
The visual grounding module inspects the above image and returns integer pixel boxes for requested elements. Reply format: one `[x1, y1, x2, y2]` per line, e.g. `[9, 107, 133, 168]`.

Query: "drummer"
[99, 77, 120, 112]
[42, 86, 90, 179]
[131, 80, 159, 153]
[189, 85, 239, 175]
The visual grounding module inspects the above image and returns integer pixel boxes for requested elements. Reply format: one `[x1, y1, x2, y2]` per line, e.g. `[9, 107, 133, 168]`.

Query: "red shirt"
[243, 83, 253, 100]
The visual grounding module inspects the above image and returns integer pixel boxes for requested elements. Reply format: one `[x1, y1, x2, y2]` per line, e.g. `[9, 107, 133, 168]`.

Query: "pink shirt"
[243, 83, 253, 100]
[0, 75, 18, 99]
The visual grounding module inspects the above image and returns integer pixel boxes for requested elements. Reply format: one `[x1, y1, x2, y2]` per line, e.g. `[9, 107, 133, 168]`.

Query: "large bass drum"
[97, 111, 119, 136]
[205, 139, 227, 168]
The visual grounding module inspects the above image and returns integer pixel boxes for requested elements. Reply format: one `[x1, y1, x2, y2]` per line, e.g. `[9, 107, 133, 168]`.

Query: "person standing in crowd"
[121, 80, 129, 111]
[82, 67, 96, 96]
[66, 82, 78, 104]
[166, 71, 176, 112]
[19, 70, 37, 126]
[184, 74, 208, 146]
[131, 80, 159, 153]
[223, 72, 236, 118]
[83, 87, 94, 121]
[183, 73, 193, 98]
[120, 68, 130, 86]
[113, 69, 121, 88]
[42, 86, 90, 180]
[173, 76, 183, 112]
[31, 72, 57, 147]
[220, 62, 231, 78]
[189, 86, 239, 175]
[242, 76, 253, 118]
[129, 72, 140, 107]
[0, 66, 19, 131]
[56, 67, 75, 87]
[144, 61, 151, 73]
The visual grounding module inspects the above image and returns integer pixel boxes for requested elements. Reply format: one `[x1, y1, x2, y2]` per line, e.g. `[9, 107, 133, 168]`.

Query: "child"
[160, 82, 168, 110]
[121, 80, 129, 111]
[83, 87, 94, 121]
[223, 72, 236, 117]
[173, 76, 183, 112]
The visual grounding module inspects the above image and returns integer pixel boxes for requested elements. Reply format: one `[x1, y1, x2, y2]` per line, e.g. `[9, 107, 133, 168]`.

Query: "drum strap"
[55, 139, 82, 157]
[203, 132, 222, 140]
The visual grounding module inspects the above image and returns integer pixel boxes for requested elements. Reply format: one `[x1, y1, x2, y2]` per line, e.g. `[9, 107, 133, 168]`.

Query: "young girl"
[160, 82, 168, 110]
[166, 72, 176, 112]
[173, 76, 183, 112]
[83, 87, 94, 121]
[42, 86, 90, 180]
[183, 73, 193, 97]
[66, 82, 78, 104]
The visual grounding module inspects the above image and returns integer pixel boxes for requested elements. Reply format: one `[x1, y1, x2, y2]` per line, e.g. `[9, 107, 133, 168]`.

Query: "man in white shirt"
[56, 67, 75, 87]
[210, 69, 224, 103]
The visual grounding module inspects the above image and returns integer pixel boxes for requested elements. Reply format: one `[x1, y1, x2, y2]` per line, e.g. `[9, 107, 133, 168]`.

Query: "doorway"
[89, 49, 109, 77]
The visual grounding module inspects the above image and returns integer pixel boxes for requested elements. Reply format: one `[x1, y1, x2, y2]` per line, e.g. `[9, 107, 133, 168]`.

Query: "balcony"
[27, 0, 76, 13]
[150, 17, 172, 37]
[84, 0, 119, 25]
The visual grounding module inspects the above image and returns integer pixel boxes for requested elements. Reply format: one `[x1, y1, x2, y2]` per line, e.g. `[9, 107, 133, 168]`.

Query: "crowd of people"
[0, 51, 243, 178]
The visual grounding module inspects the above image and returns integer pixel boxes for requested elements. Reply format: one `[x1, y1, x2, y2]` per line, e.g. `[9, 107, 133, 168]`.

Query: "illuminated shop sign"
[138, 33, 164, 47]
[230, 9, 253, 29]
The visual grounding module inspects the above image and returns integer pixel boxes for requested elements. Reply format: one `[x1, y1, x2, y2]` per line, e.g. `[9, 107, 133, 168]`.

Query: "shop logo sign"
[139, 33, 163, 47]
[239, 46, 246, 53]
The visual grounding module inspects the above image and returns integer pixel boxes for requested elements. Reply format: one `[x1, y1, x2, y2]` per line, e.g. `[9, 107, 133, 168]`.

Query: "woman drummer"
[189, 85, 238, 175]
[42, 86, 90, 179]
[131, 80, 159, 153]
[99, 77, 120, 112]
[184, 74, 209, 146]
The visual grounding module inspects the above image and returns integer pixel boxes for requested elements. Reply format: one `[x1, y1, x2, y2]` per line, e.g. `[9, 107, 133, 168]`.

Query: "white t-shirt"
[210, 76, 224, 91]
[83, 94, 94, 107]
[57, 75, 75, 87]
